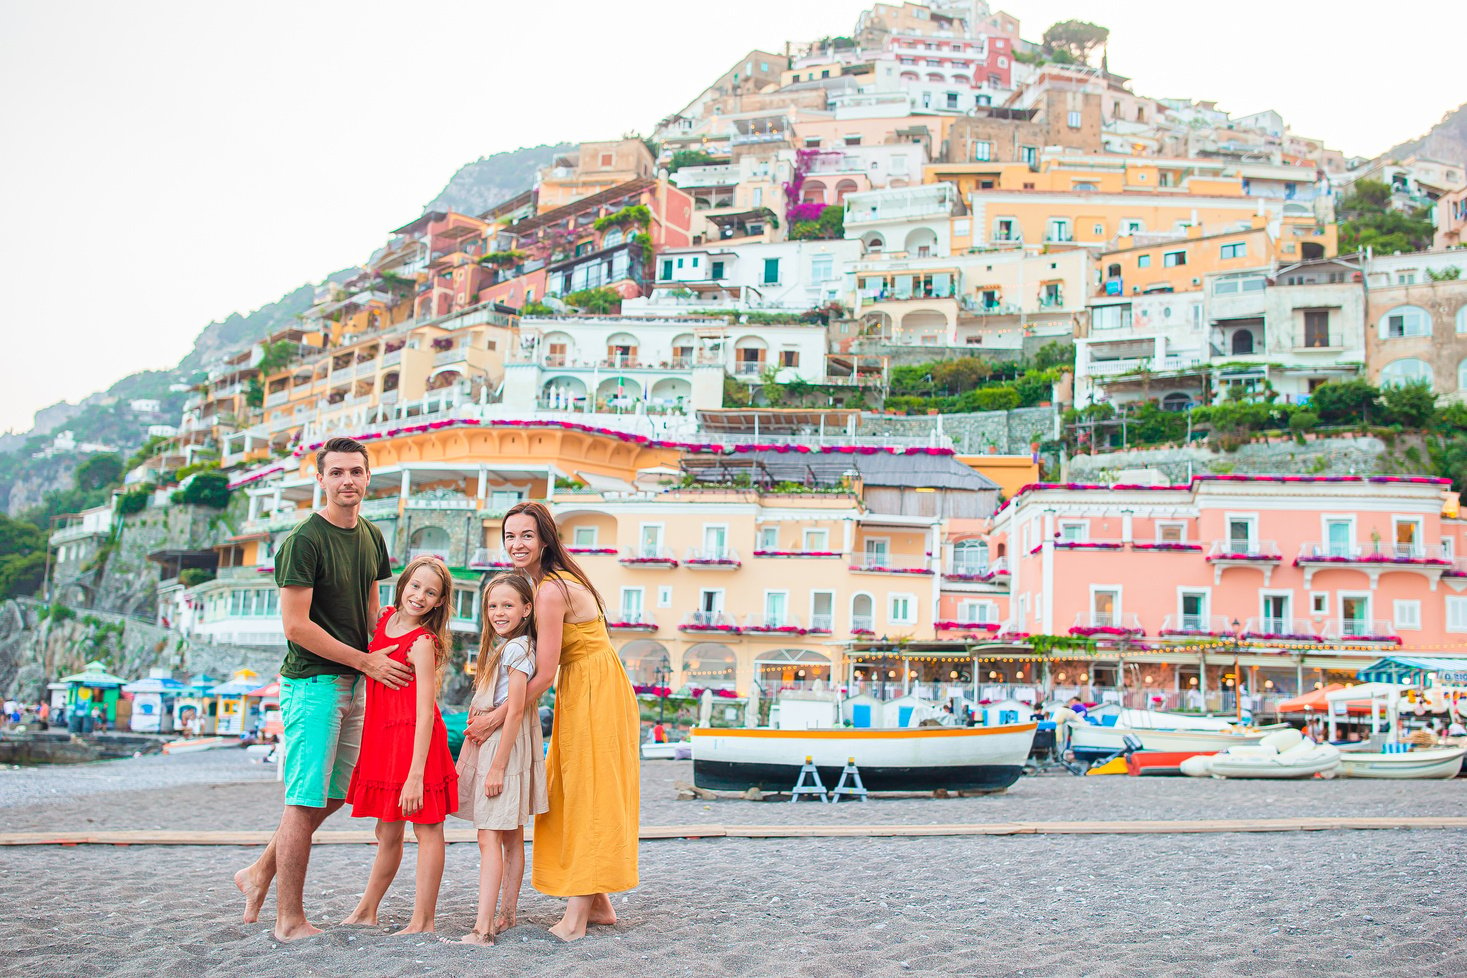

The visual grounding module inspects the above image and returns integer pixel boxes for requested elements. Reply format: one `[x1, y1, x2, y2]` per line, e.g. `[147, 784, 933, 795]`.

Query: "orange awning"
[1276, 684, 1373, 715]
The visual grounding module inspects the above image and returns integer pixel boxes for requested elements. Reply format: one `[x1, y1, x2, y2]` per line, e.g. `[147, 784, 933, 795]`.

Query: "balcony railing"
[1070, 612, 1144, 635]
[405, 494, 477, 511]
[406, 547, 452, 564]
[607, 613, 658, 631]
[1296, 542, 1451, 565]
[1037, 293, 1065, 308]
[744, 613, 803, 633]
[265, 390, 290, 407]
[733, 360, 766, 376]
[849, 554, 933, 575]
[468, 548, 515, 570]
[1242, 617, 1323, 642]
[1159, 614, 1232, 637]
[685, 547, 741, 568]
[1207, 540, 1283, 561]
[808, 613, 834, 633]
[960, 298, 1021, 316]
[851, 614, 875, 633]
[946, 557, 990, 579]
[680, 611, 741, 632]
[979, 557, 1009, 581]
[1323, 618, 1401, 642]
[620, 548, 679, 567]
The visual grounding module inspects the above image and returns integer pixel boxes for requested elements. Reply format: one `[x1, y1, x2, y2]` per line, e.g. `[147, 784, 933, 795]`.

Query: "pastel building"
[624, 239, 862, 315]
[983, 474, 1464, 710]
[1363, 250, 1467, 397]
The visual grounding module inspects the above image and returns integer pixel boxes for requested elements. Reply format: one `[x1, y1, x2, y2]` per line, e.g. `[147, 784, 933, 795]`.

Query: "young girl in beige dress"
[454, 573, 548, 944]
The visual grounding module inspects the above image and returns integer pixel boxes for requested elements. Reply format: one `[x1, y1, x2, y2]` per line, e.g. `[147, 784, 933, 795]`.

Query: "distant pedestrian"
[652, 721, 667, 744]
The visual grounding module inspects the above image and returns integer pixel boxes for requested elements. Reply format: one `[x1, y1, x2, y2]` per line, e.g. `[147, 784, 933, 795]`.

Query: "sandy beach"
[2, 752, 1464, 977]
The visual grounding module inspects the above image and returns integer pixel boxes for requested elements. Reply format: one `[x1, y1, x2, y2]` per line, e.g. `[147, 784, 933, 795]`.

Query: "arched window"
[1379, 358, 1433, 387]
[601, 228, 625, 248]
[1379, 304, 1431, 339]
[1106, 263, 1121, 279]
[1231, 329, 1254, 355]
[952, 540, 988, 576]
[1162, 392, 1192, 412]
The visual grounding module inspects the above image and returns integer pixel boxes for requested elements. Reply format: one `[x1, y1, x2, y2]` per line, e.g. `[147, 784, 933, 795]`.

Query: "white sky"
[1, 0, 1462, 434]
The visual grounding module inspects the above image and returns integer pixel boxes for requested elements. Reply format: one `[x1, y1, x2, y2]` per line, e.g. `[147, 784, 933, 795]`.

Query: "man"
[233, 436, 410, 941]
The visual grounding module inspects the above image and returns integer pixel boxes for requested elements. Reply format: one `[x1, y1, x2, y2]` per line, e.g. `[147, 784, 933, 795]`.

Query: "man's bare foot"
[234, 867, 267, 924]
[460, 929, 494, 946]
[494, 910, 515, 933]
[548, 920, 586, 942]
[587, 893, 617, 926]
[341, 907, 378, 926]
[274, 920, 323, 942]
[395, 921, 435, 935]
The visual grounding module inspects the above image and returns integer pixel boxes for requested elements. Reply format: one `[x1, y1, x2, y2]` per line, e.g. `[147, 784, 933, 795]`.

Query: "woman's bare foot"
[587, 893, 617, 926]
[340, 906, 378, 926]
[548, 920, 586, 942]
[234, 867, 267, 924]
[460, 929, 494, 946]
[273, 920, 323, 942]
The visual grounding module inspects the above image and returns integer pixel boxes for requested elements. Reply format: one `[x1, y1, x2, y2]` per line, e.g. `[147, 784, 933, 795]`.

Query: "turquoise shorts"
[279, 674, 364, 808]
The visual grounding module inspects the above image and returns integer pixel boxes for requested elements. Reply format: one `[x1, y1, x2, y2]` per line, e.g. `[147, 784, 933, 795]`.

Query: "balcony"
[679, 611, 741, 634]
[434, 348, 466, 366]
[357, 498, 400, 520]
[382, 349, 403, 367]
[1206, 539, 1283, 585]
[405, 493, 477, 511]
[685, 547, 741, 569]
[620, 548, 679, 569]
[1159, 614, 1232, 638]
[978, 557, 1009, 582]
[807, 613, 834, 634]
[1086, 355, 1208, 379]
[961, 298, 1021, 316]
[851, 614, 875, 634]
[606, 612, 658, 632]
[1295, 542, 1452, 588]
[944, 557, 990, 581]
[1243, 617, 1324, 643]
[406, 547, 452, 564]
[849, 554, 934, 576]
[265, 390, 290, 408]
[1322, 618, 1402, 644]
[752, 548, 843, 559]
[1069, 612, 1144, 638]
[744, 613, 806, 635]
[671, 164, 741, 189]
[733, 360, 766, 377]
[468, 548, 515, 571]
[1037, 292, 1065, 309]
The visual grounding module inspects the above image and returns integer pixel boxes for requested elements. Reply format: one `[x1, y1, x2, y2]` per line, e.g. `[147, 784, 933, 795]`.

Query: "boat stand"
[790, 756, 830, 803]
[830, 757, 868, 803]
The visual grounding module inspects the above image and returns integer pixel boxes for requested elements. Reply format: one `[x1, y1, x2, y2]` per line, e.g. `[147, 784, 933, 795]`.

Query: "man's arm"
[280, 586, 411, 689]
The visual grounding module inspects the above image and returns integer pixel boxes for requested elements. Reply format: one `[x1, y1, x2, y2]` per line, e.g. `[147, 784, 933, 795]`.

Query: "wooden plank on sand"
[1, 817, 1463, 847]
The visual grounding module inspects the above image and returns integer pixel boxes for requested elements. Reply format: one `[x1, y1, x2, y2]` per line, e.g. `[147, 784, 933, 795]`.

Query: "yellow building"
[536, 139, 656, 214]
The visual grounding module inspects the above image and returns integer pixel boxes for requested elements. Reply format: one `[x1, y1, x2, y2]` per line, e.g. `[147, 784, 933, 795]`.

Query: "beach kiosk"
[57, 660, 129, 732]
[247, 679, 282, 739]
[122, 669, 186, 733]
[174, 674, 219, 734]
[211, 669, 262, 735]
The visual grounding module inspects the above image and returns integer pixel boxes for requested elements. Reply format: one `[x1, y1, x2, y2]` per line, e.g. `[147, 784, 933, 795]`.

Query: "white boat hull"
[1069, 724, 1267, 757]
[1338, 746, 1466, 779]
[1182, 742, 1342, 779]
[692, 723, 1036, 793]
[161, 737, 232, 755]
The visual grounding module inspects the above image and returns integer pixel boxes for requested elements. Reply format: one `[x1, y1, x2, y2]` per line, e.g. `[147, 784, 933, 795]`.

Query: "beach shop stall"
[57, 661, 129, 732]
[122, 669, 186, 733]
[174, 674, 219, 734]
[247, 679, 283, 739]
[210, 669, 263, 735]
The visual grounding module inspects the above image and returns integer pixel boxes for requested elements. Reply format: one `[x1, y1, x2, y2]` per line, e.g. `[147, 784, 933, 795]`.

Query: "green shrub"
[972, 387, 1021, 412]
[173, 471, 231, 509]
[1288, 410, 1318, 432]
[116, 486, 151, 515]
[178, 568, 215, 588]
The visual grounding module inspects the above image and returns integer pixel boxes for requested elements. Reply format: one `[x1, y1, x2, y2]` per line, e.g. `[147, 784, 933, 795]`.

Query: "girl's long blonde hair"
[392, 555, 454, 670]
[474, 573, 536, 695]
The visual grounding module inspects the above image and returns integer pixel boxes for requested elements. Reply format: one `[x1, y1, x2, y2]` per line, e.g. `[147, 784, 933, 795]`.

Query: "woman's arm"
[397, 636, 437, 816]
[465, 583, 566, 742]
[482, 670, 528, 797]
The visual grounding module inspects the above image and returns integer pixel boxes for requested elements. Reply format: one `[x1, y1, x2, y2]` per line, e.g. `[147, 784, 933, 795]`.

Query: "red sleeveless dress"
[345, 609, 458, 823]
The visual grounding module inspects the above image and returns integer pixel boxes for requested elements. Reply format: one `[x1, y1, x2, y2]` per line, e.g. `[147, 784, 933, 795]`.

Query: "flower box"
[1054, 541, 1125, 551]
[850, 628, 875, 637]
[1207, 552, 1282, 562]
[1242, 631, 1323, 643]
[1159, 629, 1226, 638]
[607, 620, 657, 631]
[1132, 542, 1203, 553]
[687, 687, 739, 699]
[942, 572, 989, 581]
[679, 622, 742, 634]
[935, 621, 1001, 631]
[752, 550, 842, 558]
[1294, 554, 1452, 566]
[1069, 625, 1144, 638]
[849, 564, 934, 575]
[744, 624, 808, 635]
[687, 557, 742, 568]
[567, 547, 617, 555]
[633, 685, 673, 697]
[619, 556, 679, 568]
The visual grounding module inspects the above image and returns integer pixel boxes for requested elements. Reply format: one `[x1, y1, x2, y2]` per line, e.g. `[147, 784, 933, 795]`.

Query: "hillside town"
[21, 0, 1467, 728]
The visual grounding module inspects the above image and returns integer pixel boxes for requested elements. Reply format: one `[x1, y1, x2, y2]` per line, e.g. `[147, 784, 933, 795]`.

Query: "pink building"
[950, 474, 1464, 710]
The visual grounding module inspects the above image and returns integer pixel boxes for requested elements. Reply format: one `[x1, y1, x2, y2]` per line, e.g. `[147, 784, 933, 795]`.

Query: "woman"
[464, 501, 639, 941]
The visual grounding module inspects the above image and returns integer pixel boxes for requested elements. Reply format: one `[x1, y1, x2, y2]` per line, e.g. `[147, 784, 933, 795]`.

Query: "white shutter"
[1446, 597, 1467, 633]
[1393, 600, 1421, 631]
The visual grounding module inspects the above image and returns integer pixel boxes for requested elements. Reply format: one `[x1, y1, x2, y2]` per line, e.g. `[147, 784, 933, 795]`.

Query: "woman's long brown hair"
[473, 573, 536, 696]
[503, 500, 605, 613]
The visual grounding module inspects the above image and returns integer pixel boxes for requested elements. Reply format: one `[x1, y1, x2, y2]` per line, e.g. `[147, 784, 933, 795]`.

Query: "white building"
[1077, 291, 1208, 407]
[844, 182, 963, 257]
[623, 239, 862, 315]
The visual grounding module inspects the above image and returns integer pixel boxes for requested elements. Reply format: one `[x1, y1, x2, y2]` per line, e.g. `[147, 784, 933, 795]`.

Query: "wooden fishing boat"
[691, 723, 1036, 793]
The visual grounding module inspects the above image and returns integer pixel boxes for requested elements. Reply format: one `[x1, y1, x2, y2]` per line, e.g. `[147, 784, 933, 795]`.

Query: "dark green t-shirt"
[274, 512, 392, 679]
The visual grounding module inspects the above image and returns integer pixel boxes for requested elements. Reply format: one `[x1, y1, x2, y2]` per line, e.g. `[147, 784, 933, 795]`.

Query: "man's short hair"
[315, 436, 370, 472]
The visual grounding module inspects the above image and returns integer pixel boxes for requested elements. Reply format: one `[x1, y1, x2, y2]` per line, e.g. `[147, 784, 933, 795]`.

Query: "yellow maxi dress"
[532, 607, 641, 896]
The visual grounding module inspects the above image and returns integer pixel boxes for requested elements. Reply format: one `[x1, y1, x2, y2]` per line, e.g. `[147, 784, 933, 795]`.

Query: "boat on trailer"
[691, 723, 1037, 794]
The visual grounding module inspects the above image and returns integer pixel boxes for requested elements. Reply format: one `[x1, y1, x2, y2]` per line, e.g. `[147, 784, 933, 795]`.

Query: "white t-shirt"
[491, 636, 536, 708]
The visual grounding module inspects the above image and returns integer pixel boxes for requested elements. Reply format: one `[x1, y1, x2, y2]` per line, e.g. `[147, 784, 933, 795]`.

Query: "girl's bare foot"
[341, 907, 378, 926]
[493, 909, 515, 933]
[234, 867, 267, 924]
[395, 920, 435, 935]
[460, 929, 494, 946]
[587, 893, 617, 926]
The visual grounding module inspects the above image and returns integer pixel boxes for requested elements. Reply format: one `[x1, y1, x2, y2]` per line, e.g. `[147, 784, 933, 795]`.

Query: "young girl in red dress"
[342, 555, 459, 933]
